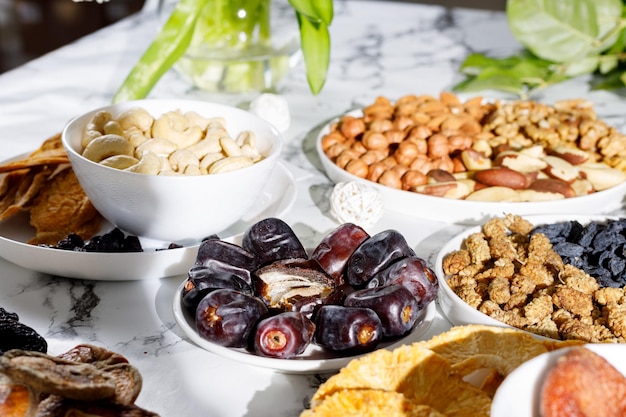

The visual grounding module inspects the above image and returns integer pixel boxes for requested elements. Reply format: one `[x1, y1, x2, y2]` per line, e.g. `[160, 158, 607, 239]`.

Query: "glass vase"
[157, 0, 301, 94]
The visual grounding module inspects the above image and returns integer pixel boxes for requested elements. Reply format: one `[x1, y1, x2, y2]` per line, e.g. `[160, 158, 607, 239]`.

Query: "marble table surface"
[1, 1, 625, 416]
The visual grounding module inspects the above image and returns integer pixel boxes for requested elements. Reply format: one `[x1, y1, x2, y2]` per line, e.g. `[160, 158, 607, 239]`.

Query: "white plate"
[491, 344, 626, 417]
[0, 162, 297, 280]
[172, 280, 436, 374]
[435, 214, 619, 330]
[316, 110, 626, 224]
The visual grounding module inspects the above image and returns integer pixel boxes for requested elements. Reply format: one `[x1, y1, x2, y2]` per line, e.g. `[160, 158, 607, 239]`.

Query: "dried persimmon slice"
[541, 347, 626, 417]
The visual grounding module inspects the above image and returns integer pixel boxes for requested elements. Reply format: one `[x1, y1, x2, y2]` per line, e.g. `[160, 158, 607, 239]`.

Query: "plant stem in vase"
[166, 0, 300, 93]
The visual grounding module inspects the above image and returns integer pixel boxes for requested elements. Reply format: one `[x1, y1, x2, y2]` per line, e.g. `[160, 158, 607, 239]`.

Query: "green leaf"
[599, 55, 618, 73]
[296, 12, 331, 94]
[507, 0, 622, 62]
[561, 55, 599, 75]
[454, 66, 527, 96]
[288, 0, 333, 25]
[113, 0, 209, 103]
[589, 68, 626, 89]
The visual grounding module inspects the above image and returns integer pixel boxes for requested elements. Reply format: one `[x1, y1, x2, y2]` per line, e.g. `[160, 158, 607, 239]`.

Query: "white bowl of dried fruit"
[316, 93, 626, 224]
[435, 213, 626, 344]
[62, 99, 283, 243]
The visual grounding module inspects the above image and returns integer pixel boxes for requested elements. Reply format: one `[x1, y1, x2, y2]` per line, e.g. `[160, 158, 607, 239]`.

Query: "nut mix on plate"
[81, 107, 264, 175]
[320, 93, 626, 201]
[181, 218, 438, 359]
[442, 214, 626, 342]
[301, 324, 581, 417]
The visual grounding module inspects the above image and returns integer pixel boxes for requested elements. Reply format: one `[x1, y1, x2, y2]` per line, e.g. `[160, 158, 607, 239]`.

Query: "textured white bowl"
[316, 112, 626, 224]
[63, 99, 282, 243]
[434, 214, 617, 337]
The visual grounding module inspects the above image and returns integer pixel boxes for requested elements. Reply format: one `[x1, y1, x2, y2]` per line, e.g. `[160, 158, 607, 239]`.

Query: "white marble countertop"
[1, 1, 626, 416]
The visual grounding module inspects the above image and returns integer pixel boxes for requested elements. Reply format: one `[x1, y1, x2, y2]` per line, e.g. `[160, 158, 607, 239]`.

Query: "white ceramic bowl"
[491, 344, 626, 417]
[316, 111, 626, 224]
[62, 99, 283, 243]
[434, 214, 619, 337]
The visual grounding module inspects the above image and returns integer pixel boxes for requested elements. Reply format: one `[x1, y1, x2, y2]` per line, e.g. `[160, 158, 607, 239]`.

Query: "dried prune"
[366, 256, 438, 308]
[195, 289, 268, 348]
[344, 285, 420, 337]
[254, 258, 335, 312]
[345, 230, 415, 288]
[242, 217, 307, 265]
[313, 305, 382, 353]
[0, 320, 47, 354]
[310, 223, 370, 284]
[0, 307, 18, 322]
[195, 239, 259, 285]
[182, 266, 253, 314]
[253, 312, 315, 358]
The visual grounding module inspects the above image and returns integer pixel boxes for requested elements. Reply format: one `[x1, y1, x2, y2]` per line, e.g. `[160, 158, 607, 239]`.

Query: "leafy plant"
[454, 0, 626, 98]
[113, 0, 333, 103]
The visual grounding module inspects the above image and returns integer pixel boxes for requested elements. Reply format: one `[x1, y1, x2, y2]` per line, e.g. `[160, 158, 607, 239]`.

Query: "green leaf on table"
[507, 0, 622, 63]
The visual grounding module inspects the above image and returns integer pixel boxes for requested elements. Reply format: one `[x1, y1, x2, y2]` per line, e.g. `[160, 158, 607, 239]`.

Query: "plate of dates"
[172, 218, 438, 374]
[0, 163, 297, 280]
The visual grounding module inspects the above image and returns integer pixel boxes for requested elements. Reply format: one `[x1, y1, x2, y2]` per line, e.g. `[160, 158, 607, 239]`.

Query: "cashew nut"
[99, 154, 140, 170]
[124, 127, 150, 148]
[208, 156, 254, 174]
[219, 136, 243, 157]
[86, 111, 112, 133]
[117, 107, 154, 133]
[152, 111, 203, 149]
[102, 120, 125, 137]
[82, 134, 134, 163]
[134, 137, 178, 159]
[186, 136, 222, 159]
[200, 152, 226, 173]
[125, 151, 161, 175]
[81, 129, 102, 148]
[184, 111, 224, 131]
[169, 149, 200, 173]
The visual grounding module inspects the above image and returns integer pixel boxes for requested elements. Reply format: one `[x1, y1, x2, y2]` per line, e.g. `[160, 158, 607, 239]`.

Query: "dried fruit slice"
[302, 389, 446, 417]
[310, 344, 491, 417]
[417, 324, 571, 377]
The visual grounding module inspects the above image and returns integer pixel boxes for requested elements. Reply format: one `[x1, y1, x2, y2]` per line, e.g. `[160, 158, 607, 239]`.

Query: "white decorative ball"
[329, 181, 384, 228]
[249, 93, 291, 133]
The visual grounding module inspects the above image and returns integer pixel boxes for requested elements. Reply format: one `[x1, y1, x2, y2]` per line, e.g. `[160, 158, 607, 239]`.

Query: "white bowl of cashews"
[62, 99, 283, 243]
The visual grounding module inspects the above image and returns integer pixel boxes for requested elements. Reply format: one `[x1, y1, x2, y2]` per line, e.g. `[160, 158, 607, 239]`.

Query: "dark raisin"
[56, 233, 84, 250]
[553, 242, 584, 258]
[0, 320, 47, 354]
